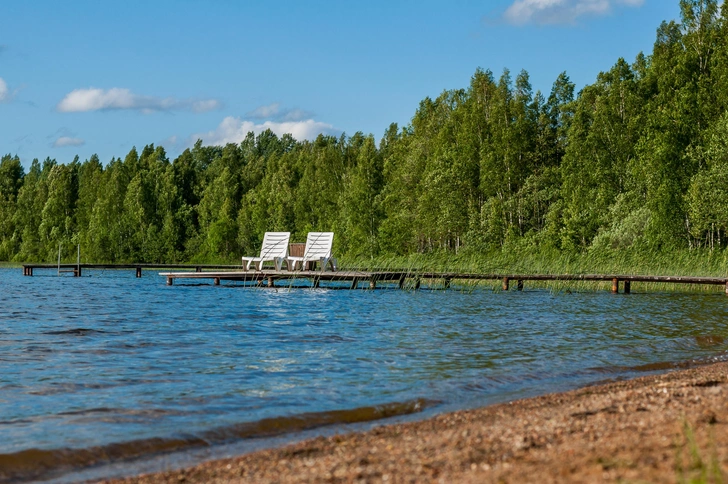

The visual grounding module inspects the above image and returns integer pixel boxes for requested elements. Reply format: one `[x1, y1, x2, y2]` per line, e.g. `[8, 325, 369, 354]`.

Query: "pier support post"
[267, 277, 275, 288]
[517, 280, 523, 291]
[167, 277, 173, 286]
[414, 278, 421, 290]
[444, 278, 451, 289]
[214, 277, 220, 286]
[136, 267, 142, 278]
[313, 278, 320, 289]
[398, 275, 406, 289]
[725, 281, 728, 296]
[196, 267, 202, 273]
[74, 265, 82, 277]
[624, 280, 631, 294]
[369, 279, 376, 290]
[502, 277, 510, 291]
[612, 278, 619, 294]
[350, 277, 359, 290]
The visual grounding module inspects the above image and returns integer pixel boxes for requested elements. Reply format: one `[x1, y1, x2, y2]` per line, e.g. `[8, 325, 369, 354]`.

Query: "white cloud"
[56, 87, 221, 113]
[192, 116, 340, 146]
[0, 78, 8, 102]
[53, 136, 85, 148]
[503, 0, 644, 25]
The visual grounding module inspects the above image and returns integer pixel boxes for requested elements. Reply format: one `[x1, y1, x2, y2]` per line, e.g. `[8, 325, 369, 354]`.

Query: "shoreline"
[108, 361, 728, 483]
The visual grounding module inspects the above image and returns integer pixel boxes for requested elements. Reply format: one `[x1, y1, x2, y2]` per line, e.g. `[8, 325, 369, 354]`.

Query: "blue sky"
[1, 0, 682, 167]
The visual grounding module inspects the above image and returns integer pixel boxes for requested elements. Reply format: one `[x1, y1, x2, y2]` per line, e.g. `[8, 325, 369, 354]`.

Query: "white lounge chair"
[288, 232, 337, 271]
[242, 232, 291, 271]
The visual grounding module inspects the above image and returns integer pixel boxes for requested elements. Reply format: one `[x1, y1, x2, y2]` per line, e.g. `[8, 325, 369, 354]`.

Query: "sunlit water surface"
[2, 268, 728, 481]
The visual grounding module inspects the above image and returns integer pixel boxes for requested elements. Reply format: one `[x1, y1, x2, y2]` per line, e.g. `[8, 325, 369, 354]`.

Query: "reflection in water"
[2, 268, 728, 480]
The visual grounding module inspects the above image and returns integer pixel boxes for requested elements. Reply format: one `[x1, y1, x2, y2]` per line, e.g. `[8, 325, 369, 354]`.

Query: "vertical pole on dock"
[502, 277, 510, 291]
[136, 267, 142, 278]
[624, 280, 631, 294]
[214, 277, 220, 286]
[167, 277, 173, 286]
[517, 280, 523, 291]
[267, 277, 275, 288]
[612, 278, 619, 294]
[75, 244, 81, 277]
[369, 279, 376, 290]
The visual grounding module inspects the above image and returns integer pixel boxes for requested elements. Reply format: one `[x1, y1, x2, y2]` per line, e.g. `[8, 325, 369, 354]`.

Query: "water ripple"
[2, 268, 728, 478]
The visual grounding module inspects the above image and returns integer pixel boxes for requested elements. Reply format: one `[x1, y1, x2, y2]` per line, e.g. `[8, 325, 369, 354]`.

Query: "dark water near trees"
[2, 268, 728, 482]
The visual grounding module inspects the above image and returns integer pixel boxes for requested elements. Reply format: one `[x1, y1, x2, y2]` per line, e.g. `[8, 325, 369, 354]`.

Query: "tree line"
[2, 0, 728, 263]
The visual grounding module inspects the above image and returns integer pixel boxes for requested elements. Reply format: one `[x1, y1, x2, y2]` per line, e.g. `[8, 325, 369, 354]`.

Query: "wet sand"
[109, 361, 728, 483]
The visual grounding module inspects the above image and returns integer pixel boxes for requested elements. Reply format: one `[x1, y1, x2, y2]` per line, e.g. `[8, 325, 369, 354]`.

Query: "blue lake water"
[2, 267, 728, 481]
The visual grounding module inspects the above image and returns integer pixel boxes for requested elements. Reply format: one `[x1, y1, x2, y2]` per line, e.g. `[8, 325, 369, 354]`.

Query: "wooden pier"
[19, 263, 728, 294]
[22, 263, 241, 278]
[158, 270, 728, 294]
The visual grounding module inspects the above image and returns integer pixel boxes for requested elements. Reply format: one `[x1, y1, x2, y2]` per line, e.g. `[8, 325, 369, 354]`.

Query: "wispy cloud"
[503, 0, 644, 25]
[56, 88, 222, 114]
[53, 136, 85, 148]
[191, 116, 340, 146]
[246, 103, 281, 119]
[246, 103, 314, 122]
[0, 78, 8, 102]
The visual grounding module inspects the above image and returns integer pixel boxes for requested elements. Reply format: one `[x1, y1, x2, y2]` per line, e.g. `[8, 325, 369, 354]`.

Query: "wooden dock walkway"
[22, 263, 241, 277]
[20, 263, 728, 293]
[158, 270, 728, 294]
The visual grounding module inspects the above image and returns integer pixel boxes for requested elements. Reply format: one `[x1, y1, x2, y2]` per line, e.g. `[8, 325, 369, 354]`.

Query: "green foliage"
[3, 0, 728, 265]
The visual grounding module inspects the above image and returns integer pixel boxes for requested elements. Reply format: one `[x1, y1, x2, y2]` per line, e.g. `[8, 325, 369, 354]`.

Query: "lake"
[2, 268, 728, 482]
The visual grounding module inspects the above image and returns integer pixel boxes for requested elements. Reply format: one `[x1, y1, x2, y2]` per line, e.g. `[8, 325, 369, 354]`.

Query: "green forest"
[2, 0, 728, 266]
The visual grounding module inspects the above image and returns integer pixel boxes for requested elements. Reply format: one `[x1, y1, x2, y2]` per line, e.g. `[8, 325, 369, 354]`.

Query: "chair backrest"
[303, 232, 334, 259]
[259, 232, 291, 258]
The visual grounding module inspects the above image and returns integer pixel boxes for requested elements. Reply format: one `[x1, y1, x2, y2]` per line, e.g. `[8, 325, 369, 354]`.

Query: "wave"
[0, 398, 434, 483]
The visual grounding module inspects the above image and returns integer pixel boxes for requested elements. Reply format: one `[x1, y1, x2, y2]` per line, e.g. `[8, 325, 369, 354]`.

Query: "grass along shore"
[342, 248, 728, 294]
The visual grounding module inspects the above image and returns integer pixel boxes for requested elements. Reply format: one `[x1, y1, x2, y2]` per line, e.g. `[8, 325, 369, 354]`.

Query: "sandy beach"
[107, 360, 728, 483]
